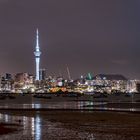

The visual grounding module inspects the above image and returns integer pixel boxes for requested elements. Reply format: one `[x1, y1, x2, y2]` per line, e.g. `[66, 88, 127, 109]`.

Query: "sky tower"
[34, 29, 41, 80]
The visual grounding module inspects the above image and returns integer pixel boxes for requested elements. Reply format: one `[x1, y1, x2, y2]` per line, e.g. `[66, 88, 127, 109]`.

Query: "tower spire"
[34, 28, 41, 80]
[36, 28, 39, 51]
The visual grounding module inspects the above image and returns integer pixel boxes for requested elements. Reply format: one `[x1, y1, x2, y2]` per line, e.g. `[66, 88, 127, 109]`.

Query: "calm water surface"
[0, 95, 139, 111]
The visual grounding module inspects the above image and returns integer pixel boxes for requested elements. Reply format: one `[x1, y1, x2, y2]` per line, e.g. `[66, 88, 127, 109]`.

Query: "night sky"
[0, 0, 140, 79]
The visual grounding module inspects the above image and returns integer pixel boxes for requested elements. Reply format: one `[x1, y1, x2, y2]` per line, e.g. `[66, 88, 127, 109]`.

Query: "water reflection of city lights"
[35, 115, 41, 140]
[31, 115, 42, 140]
[31, 104, 41, 109]
[31, 117, 35, 139]
[5, 114, 9, 122]
[35, 104, 41, 109]
[32, 104, 35, 109]
[23, 116, 27, 129]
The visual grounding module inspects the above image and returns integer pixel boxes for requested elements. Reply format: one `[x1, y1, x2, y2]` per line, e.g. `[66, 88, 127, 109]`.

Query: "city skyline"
[0, 0, 140, 79]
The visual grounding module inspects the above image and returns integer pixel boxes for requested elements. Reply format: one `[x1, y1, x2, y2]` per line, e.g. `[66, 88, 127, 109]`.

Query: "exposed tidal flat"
[0, 94, 140, 139]
[0, 111, 140, 140]
[0, 122, 19, 135]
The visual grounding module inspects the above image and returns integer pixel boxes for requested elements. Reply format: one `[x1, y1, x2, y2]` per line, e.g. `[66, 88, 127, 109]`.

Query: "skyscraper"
[39, 69, 46, 80]
[34, 29, 41, 80]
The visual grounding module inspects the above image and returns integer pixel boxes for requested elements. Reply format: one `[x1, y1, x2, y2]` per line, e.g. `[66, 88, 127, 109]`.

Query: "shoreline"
[0, 107, 140, 113]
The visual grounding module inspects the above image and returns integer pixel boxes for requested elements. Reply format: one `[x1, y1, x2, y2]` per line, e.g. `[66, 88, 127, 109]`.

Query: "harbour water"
[0, 94, 140, 112]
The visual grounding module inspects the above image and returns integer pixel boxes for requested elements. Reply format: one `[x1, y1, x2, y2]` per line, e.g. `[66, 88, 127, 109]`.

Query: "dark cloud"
[0, 0, 140, 79]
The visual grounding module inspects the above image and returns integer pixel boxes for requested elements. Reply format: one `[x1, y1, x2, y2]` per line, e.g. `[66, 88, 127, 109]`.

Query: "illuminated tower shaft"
[34, 29, 41, 80]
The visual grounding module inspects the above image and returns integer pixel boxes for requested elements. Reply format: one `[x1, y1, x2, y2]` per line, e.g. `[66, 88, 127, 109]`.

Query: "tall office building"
[39, 69, 46, 80]
[34, 29, 41, 80]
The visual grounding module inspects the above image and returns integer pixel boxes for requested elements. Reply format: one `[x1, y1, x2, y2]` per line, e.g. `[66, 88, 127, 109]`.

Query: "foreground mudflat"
[0, 123, 19, 135]
[0, 110, 140, 140]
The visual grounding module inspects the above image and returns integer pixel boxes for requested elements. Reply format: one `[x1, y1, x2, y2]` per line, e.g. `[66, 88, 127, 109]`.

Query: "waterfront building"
[76, 74, 128, 93]
[14, 73, 35, 92]
[28, 74, 34, 84]
[14, 73, 29, 88]
[136, 82, 140, 93]
[127, 80, 139, 93]
[93, 74, 128, 93]
[5, 73, 12, 80]
[0, 74, 13, 91]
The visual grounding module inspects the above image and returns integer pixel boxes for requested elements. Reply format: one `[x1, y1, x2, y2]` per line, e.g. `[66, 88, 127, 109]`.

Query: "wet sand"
[36, 111, 140, 138]
[0, 110, 140, 139]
